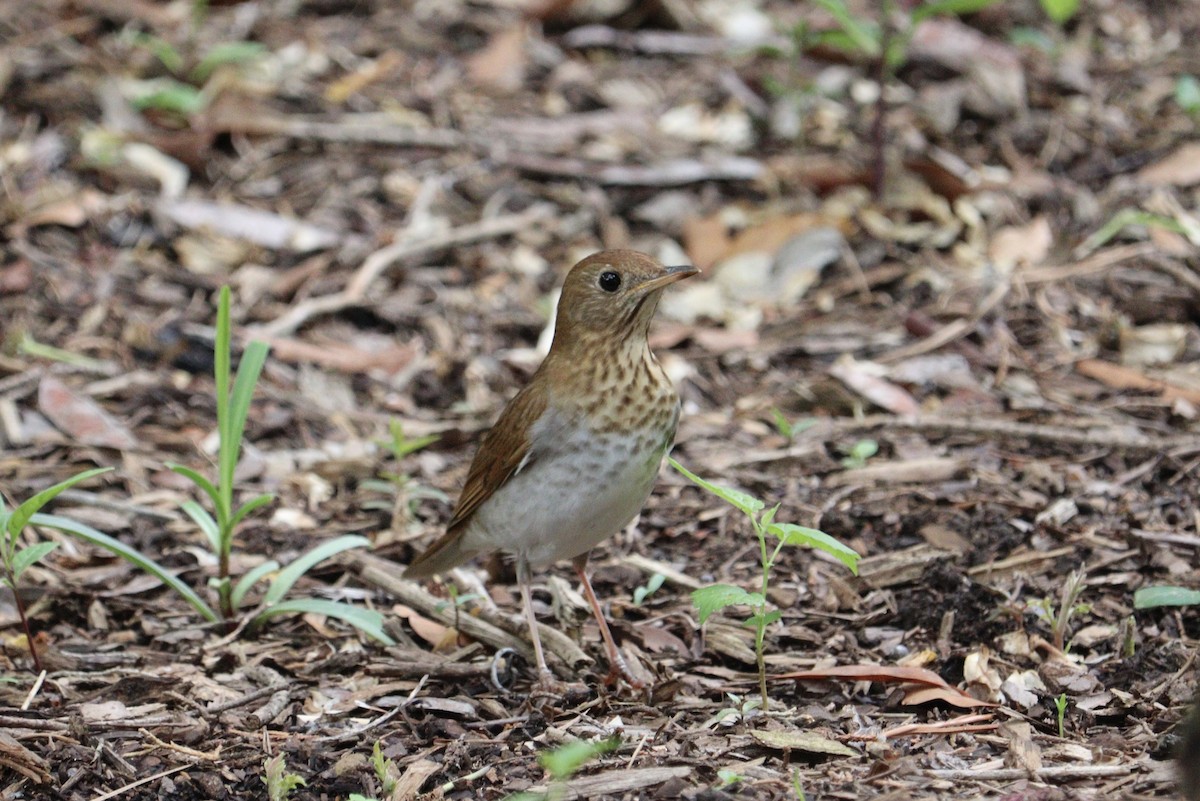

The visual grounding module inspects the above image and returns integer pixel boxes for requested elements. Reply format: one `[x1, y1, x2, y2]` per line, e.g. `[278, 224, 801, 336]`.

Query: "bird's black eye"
[598, 271, 621, 292]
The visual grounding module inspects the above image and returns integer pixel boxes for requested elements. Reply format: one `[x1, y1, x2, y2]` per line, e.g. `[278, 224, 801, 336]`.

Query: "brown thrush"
[404, 250, 697, 687]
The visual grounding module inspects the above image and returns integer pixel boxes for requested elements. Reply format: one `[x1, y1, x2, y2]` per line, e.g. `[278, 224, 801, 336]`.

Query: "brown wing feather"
[403, 382, 549, 578]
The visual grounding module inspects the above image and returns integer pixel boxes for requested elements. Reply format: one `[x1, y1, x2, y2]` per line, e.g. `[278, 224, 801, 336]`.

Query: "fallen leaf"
[38, 375, 140, 450]
[1137, 143, 1200, 187]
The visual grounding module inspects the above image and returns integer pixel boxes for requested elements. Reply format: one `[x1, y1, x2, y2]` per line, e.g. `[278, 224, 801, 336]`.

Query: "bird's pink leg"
[573, 553, 645, 690]
[517, 555, 553, 682]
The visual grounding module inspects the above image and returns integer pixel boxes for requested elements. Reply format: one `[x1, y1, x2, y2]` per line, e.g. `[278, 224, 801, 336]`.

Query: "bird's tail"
[403, 530, 474, 579]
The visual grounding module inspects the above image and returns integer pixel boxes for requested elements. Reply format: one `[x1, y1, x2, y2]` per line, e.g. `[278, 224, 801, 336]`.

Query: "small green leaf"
[180, 500, 222, 553]
[220, 338, 269, 507]
[813, 0, 881, 57]
[1176, 75, 1200, 115]
[669, 458, 764, 517]
[263, 535, 371, 606]
[1134, 586, 1200, 609]
[168, 464, 224, 521]
[128, 32, 185, 74]
[767, 523, 861, 574]
[538, 736, 621, 781]
[129, 80, 206, 115]
[230, 559, 281, 609]
[191, 41, 267, 82]
[911, 0, 1000, 25]
[692, 584, 764, 624]
[8, 468, 112, 537]
[1038, 0, 1079, 25]
[228, 493, 274, 532]
[11, 542, 59, 581]
[746, 609, 782, 628]
[253, 598, 395, 645]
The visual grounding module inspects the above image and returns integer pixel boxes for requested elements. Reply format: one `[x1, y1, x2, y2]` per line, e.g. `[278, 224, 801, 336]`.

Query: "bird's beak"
[637, 264, 700, 294]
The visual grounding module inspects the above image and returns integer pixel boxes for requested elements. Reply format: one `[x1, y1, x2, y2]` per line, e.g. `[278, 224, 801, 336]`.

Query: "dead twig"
[251, 205, 554, 338]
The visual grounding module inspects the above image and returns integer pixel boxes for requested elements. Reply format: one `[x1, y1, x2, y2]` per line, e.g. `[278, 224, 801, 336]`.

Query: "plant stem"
[9, 576, 43, 673]
[756, 518, 770, 713]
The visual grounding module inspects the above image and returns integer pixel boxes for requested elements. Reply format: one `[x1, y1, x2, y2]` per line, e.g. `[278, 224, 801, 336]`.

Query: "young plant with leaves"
[1030, 569, 1089, 652]
[806, 0, 1000, 195]
[263, 754, 306, 801]
[158, 287, 391, 642]
[360, 420, 446, 530]
[670, 458, 859, 712]
[1, 467, 112, 672]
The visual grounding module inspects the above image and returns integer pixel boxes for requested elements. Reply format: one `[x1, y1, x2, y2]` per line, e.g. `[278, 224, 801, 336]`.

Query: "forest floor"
[2, 0, 1200, 799]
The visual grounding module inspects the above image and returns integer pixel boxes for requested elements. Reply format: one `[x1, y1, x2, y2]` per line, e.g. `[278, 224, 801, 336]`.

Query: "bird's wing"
[404, 382, 554, 577]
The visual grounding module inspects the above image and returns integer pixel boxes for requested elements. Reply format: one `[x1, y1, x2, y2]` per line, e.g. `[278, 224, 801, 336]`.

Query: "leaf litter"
[0, 0, 1198, 799]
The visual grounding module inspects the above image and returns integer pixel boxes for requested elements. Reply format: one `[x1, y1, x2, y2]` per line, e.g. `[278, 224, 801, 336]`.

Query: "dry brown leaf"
[828, 356, 921, 415]
[1076, 358, 1200, 405]
[467, 24, 528, 92]
[990, 216, 1052, 269]
[264, 336, 419, 374]
[1137, 143, 1200, 187]
[393, 604, 450, 648]
[901, 685, 999, 708]
[38, 375, 140, 450]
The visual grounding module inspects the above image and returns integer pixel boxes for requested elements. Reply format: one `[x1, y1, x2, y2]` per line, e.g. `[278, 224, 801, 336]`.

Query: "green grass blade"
[214, 287, 233, 513]
[31, 512, 218, 622]
[231, 559, 280, 609]
[669, 458, 764, 516]
[911, 0, 1000, 24]
[263, 535, 371, 606]
[8, 467, 113, 537]
[813, 0, 881, 56]
[180, 500, 222, 553]
[220, 339, 269, 509]
[253, 598, 395, 645]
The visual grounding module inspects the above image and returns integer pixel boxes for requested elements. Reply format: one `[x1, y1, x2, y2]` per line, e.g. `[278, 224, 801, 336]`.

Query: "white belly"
[461, 424, 669, 566]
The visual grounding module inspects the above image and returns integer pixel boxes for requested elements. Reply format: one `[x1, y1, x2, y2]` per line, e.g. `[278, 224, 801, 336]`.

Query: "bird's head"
[552, 250, 698, 349]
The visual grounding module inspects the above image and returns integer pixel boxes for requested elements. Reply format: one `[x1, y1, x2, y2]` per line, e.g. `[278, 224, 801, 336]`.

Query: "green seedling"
[263, 754, 306, 801]
[1054, 693, 1069, 737]
[633, 572, 666, 606]
[839, 438, 878, 469]
[1176, 76, 1200, 116]
[1, 467, 113, 672]
[792, 768, 807, 800]
[1039, 0, 1079, 25]
[1030, 569, 1089, 652]
[367, 741, 399, 800]
[699, 692, 763, 729]
[157, 287, 391, 643]
[125, 32, 267, 117]
[670, 458, 859, 713]
[360, 420, 446, 530]
[169, 285, 272, 620]
[717, 768, 743, 788]
[770, 409, 817, 443]
[504, 736, 622, 801]
[808, 0, 999, 194]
